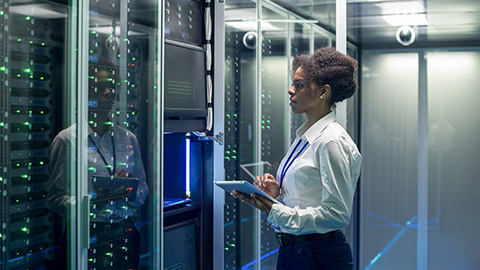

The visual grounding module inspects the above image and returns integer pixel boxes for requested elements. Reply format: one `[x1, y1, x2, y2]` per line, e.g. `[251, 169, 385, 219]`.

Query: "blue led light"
[186, 136, 191, 198]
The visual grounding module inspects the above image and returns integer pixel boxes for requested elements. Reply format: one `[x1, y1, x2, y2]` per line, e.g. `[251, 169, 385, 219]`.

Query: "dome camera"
[242, 31, 257, 50]
[396, 25, 416, 46]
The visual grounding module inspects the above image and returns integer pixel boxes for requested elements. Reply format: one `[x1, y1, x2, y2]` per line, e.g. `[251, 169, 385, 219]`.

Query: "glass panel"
[84, 0, 157, 268]
[313, 28, 330, 49]
[360, 52, 418, 270]
[224, 1, 257, 269]
[427, 50, 480, 270]
[259, 4, 289, 269]
[289, 21, 310, 144]
[0, 0, 70, 268]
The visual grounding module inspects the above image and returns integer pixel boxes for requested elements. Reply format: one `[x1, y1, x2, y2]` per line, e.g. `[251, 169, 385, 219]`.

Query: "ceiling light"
[384, 14, 428, 26]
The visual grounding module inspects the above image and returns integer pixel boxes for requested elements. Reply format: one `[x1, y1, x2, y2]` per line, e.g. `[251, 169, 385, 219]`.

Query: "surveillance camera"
[242, 31, 257, 50]
[396, 25, 416, 46]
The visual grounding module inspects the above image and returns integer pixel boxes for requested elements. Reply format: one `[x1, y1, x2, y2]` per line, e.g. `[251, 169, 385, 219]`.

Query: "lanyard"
[279, 139, 309, 188]
[88, 134, 116, 176]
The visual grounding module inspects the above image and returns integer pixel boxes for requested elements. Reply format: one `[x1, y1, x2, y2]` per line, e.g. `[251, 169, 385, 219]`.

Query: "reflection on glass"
[360, 52, 419, 270]
[1, 0, 68, 268]
[224, 1, 257, 268]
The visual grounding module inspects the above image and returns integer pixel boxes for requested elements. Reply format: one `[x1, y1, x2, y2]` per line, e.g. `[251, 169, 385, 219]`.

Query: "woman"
[232, 47, 362, 270]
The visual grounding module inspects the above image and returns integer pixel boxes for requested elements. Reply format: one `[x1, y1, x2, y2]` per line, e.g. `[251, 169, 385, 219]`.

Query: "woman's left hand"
[231, 190, 273, 215]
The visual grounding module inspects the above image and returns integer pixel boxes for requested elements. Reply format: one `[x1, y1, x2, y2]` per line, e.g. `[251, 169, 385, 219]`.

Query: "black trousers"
[277, 230, 353, 270]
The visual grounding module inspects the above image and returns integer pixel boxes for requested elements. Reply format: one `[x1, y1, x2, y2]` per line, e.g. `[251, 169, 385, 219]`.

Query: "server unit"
[0, 1, 67, 268]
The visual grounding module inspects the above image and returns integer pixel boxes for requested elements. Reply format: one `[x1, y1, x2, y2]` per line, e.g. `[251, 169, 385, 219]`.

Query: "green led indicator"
[229, 243, 235, 247]
[0, 66, 6, 72]
[116, 111, 120, 115]
[106, 78, 113, 81]
[16, 110, 21, 114]
[0, 233, 2, 237]
[105, 252, 112, 256]
[21, 174, 28, 178]
[89, 259, 93, 262]
[23, 122, 30, 125]
[25, 16, 31, 20]
[88, 167, 96, 171]
[88, 120, 94, 124]
[132, 57, 136, 61]
[39, 161, 44, 165]
[40, 111, 44, 114]
[0, 122, 4, 126]
[17, 74, 21, 78]
[225, 247, 229, 251]
[29, 41, 33, 44]
[105, 165, 112, 168]
[17, 38, 21, 42]
[16, 199, 20, 203]
[41, 43, 45, 46]
[117, 54, 121, 58]
[16, 163, 21, 167]
[21, 227, 28, 232]
[40, 77, 44, 80]
[103, 209, 112, 213]
[89, 50, 94, 53]
[131, 112, 136, 115]
[0, 11, 4, 15]
[145, 99, 149, 103]
[89, 213, 94, 216]
[119, 162, 126, 166]
[105, 121, 112, 125]
[88, 76, 94, 79]
[121, 246, 127, 249]
[90, 30, 96, 34]
[0, 177, 3, 181]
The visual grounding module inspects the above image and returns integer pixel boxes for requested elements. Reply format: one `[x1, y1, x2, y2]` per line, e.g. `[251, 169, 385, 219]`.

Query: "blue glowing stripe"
[186, 136, 191, 197]
[242, 248, 279, 270]
[365, 215, 418, 270]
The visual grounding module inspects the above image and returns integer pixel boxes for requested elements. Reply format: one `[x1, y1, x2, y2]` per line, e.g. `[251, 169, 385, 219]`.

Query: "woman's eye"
[295, 83, 304, 89]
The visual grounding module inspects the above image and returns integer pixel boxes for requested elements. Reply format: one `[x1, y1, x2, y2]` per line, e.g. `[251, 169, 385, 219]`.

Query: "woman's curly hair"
[292, 47, 358, 106]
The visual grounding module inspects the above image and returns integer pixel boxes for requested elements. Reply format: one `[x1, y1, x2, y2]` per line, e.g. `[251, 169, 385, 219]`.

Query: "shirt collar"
[296, 111, 336, 143]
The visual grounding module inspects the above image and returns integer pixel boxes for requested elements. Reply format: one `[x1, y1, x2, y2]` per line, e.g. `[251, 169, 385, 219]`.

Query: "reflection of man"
[47, 61, 148, 269]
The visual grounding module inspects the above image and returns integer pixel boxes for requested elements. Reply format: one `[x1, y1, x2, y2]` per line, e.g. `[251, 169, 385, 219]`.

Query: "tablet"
[91, 176, 139, 202]
[214, 180, 281, 205]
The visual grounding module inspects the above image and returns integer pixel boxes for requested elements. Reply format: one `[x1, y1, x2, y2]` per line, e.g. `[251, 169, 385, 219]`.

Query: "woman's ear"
[320, 84, 331, 100]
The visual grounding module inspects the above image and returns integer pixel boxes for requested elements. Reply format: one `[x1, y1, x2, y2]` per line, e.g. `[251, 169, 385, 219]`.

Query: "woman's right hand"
[254, 173, 280, 198]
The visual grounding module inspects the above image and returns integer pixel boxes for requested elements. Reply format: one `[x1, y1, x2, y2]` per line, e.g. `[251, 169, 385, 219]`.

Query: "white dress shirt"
[267, 111, 362, 235]
[48, 123, 149, 223]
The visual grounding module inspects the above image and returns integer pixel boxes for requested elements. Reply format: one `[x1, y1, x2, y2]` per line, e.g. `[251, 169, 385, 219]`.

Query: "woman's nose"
[103, 87, 112, 95]
[288, 85, 295, 96]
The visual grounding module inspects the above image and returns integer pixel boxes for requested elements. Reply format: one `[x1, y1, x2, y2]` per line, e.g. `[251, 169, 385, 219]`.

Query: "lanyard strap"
[280, 139, 310, 188]
[88, 134, 116, 176]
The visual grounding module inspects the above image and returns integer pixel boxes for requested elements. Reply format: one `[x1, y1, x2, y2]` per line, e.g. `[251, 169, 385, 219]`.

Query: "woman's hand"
[254, 173, 280, 198]
[230, 190, 273, 215]
[114, 169, 133, 178]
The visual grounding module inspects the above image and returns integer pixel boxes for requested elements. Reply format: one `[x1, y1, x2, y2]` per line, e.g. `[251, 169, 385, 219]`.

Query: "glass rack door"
[84, 0, 159, 268]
